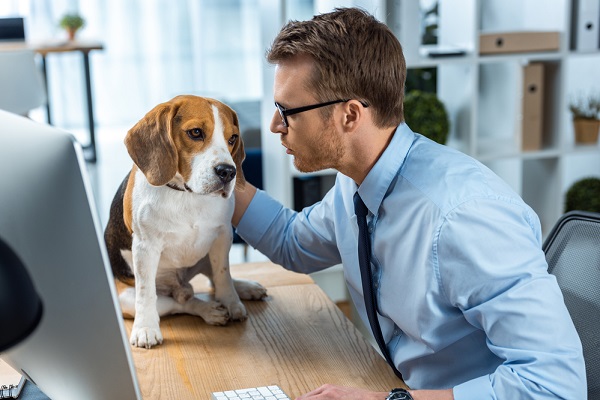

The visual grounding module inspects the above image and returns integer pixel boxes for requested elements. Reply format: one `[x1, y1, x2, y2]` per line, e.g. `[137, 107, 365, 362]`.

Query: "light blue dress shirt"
[236, 123, 586, 399]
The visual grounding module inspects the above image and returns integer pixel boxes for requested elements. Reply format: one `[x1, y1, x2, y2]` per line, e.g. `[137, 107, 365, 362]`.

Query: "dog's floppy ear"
[125, 102, 179, 186]
[230, 111, 246, 191]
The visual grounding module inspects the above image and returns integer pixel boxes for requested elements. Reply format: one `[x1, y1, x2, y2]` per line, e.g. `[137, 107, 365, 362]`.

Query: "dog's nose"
[214, 164, 236, 184]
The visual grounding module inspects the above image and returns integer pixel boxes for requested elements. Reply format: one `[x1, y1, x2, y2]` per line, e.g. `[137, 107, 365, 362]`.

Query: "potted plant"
[565, 177, 600, 213]
[569, 93, 600, 144]
[404, 90, 450, 145]
[59, 13, 85, 41]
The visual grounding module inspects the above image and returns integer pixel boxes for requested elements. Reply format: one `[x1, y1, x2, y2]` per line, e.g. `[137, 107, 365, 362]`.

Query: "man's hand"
[295, 384, 454, 400]
[295, 384, 387, 400]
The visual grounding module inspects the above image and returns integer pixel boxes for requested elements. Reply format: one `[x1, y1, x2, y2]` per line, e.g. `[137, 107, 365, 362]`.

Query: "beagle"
[104, 95, 267, 349]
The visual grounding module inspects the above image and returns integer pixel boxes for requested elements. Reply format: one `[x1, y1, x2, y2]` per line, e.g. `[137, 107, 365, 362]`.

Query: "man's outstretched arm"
[232, 182, 257, 227]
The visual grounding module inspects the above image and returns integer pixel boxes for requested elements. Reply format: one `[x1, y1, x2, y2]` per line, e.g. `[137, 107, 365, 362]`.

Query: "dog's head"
[125, 95, 246, 197]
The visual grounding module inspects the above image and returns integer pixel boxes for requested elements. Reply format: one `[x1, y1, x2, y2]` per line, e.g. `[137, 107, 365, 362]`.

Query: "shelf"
[477, 52, 563, 64]
[406, 55, 475, 69]
[568, 50, 600, 57]
[476, 137, 562, 162]
[564, 143, 600, 155]
[260, 0, 600, 233]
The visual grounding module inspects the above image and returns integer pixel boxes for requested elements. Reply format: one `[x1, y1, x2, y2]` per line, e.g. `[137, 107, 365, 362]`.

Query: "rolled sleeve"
[236, 189, 283, 248]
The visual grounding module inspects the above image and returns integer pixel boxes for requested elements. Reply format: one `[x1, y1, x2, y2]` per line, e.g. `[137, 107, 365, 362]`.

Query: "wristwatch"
[385, 388, 413, 400]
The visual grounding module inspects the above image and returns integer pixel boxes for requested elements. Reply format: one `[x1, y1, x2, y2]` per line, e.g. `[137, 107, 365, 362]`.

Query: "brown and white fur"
[104, 95, 267, 349]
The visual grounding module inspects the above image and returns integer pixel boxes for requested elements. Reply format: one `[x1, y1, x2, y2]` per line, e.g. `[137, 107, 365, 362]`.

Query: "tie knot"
[353, 192, 368, 218]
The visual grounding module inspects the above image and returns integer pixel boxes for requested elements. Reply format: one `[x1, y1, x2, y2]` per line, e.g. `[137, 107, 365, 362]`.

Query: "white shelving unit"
[259, 0, 600, 237]
[435, 0, 600, 234]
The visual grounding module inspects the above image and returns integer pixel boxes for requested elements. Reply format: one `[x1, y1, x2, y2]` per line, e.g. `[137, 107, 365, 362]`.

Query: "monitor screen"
[0, 17, 25, 42]
[0, 111, 141, 400]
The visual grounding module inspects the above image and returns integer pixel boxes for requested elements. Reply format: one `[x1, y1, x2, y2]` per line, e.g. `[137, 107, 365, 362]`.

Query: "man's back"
[238, 123, 586, 397]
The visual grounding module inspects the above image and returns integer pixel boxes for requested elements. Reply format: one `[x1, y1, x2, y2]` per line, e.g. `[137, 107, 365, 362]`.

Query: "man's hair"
[267, 7, 406, 128]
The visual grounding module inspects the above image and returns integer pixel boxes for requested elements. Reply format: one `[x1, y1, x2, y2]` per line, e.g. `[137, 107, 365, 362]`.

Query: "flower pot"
[573, 118, 600, 144]
[67, 28, 79, 41]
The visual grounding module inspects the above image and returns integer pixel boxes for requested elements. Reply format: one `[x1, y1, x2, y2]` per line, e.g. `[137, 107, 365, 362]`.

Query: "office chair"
[0, 49, 47, 117]
[543, 210, 600, 399]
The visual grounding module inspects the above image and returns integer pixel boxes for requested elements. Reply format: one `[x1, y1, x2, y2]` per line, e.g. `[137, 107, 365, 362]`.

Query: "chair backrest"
[543, 210, 600, 399]
[0, 49, 46, 116]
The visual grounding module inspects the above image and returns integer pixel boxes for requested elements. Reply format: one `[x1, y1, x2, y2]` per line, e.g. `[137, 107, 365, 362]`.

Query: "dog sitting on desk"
[104, 95, 267, 349]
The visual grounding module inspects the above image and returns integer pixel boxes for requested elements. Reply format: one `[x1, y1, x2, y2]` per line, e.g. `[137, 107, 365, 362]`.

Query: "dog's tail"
[104, 172, 136, 287]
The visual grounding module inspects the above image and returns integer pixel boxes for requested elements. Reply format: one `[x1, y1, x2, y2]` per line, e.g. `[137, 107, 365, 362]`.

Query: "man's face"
[270, 56, 344, 173]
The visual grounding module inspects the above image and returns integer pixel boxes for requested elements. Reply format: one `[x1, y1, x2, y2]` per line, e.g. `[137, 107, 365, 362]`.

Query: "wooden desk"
[0, 40, 103, 162]
[124, 262, 406, 399]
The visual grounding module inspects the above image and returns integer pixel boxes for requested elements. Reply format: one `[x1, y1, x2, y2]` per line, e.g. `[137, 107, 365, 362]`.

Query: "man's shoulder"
[401, 136, 522, 213]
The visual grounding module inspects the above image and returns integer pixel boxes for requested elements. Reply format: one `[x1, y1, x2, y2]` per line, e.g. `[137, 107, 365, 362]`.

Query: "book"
[570, 0, 600, 51]
[0, 360, 25, 399]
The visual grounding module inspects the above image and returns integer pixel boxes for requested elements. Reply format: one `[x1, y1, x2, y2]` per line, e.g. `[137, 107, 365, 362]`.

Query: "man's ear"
[340, 100, 364, 133]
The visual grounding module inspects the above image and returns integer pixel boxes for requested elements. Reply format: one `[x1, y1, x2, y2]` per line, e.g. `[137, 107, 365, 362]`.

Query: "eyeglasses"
[275, 99, 368, 127]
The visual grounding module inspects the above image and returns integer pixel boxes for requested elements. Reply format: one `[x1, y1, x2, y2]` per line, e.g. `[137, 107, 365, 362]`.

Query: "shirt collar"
[357, 123, 416, 215]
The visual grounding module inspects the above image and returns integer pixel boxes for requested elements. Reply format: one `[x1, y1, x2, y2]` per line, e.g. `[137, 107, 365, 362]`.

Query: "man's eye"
[187, 128, 205, 141]
[228, 134, 239, 146]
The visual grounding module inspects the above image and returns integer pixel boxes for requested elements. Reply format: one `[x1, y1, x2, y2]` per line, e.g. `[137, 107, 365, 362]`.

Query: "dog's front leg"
[129, 236, 163, 349]
[208, 231, 247, 321]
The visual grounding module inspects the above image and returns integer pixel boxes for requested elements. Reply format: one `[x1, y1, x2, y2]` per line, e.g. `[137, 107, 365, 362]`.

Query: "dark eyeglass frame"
[275, 99, 368, 127]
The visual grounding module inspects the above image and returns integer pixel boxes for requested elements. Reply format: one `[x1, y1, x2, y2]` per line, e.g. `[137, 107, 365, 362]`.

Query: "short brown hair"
[267, 7, 406, 128]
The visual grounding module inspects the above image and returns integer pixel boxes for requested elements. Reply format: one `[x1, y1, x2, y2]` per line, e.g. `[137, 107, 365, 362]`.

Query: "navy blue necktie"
[354, 192, 403, 379]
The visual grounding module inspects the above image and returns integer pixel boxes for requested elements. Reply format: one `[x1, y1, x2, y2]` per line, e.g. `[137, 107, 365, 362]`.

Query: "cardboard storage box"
[521, 63, 545, 151]
[479, 31, 560, 55]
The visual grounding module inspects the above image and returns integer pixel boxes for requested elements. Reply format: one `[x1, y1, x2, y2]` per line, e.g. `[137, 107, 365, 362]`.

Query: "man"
[233, 7, 586, 400]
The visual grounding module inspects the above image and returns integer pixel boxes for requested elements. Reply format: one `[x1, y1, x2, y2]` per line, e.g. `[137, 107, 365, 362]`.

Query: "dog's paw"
[234, 279, 268, 300]
[188, 299, 230, 325]
[130, 326, 163, 349]
[204, 302, 231, 325]
[225, 300, 248, 321]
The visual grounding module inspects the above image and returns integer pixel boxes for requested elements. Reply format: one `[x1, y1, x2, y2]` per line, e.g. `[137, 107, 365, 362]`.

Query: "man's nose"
[270, 109, 287, 134]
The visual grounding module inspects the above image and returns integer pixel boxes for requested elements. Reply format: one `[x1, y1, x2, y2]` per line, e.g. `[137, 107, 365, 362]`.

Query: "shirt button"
[374, 282, 379, 288]
[368, 226, 373, 234]
[393, 328, 401, 336]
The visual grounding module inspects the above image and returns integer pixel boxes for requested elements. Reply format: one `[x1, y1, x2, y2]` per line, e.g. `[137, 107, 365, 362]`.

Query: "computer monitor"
[0, 110, 141, 400]
[0, 17, 25, 42]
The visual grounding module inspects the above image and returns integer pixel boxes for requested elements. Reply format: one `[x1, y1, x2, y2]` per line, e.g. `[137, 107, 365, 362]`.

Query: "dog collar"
[166, 182, 193, 192]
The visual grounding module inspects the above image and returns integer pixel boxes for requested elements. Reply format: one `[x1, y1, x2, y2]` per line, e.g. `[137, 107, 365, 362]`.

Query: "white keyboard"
[211, 385, 290, 400]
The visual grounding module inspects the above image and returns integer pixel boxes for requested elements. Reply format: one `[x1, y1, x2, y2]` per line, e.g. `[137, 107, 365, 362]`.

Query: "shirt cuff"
[236, 189, 283, 247]
[453, 375, 494, 400]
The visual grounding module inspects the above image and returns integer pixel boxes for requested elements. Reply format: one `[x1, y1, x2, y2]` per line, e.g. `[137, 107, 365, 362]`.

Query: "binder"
[570, 0, 600, 51]
[479, 31, 560, 54]
[521, 63, 545, 151]
[386, 0, 421, 59]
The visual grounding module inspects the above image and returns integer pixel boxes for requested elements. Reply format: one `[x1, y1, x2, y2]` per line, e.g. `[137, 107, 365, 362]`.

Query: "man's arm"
[233, 181, 257, 227]
[232, 179, 342, 273]
[438, 199, 586, 399]
[294, 384, 453, 400]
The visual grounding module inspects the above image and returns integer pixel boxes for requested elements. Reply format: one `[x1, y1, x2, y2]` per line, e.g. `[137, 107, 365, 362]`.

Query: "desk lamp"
[0, 237, 43, 352]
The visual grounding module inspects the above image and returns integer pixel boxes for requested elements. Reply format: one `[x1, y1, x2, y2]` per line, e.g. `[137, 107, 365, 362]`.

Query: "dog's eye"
[228, 134, 238, 146]
[187, 128, 205, 141]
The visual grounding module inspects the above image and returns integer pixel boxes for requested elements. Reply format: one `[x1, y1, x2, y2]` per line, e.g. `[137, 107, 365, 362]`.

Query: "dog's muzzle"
[214, 163, 236, 184]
